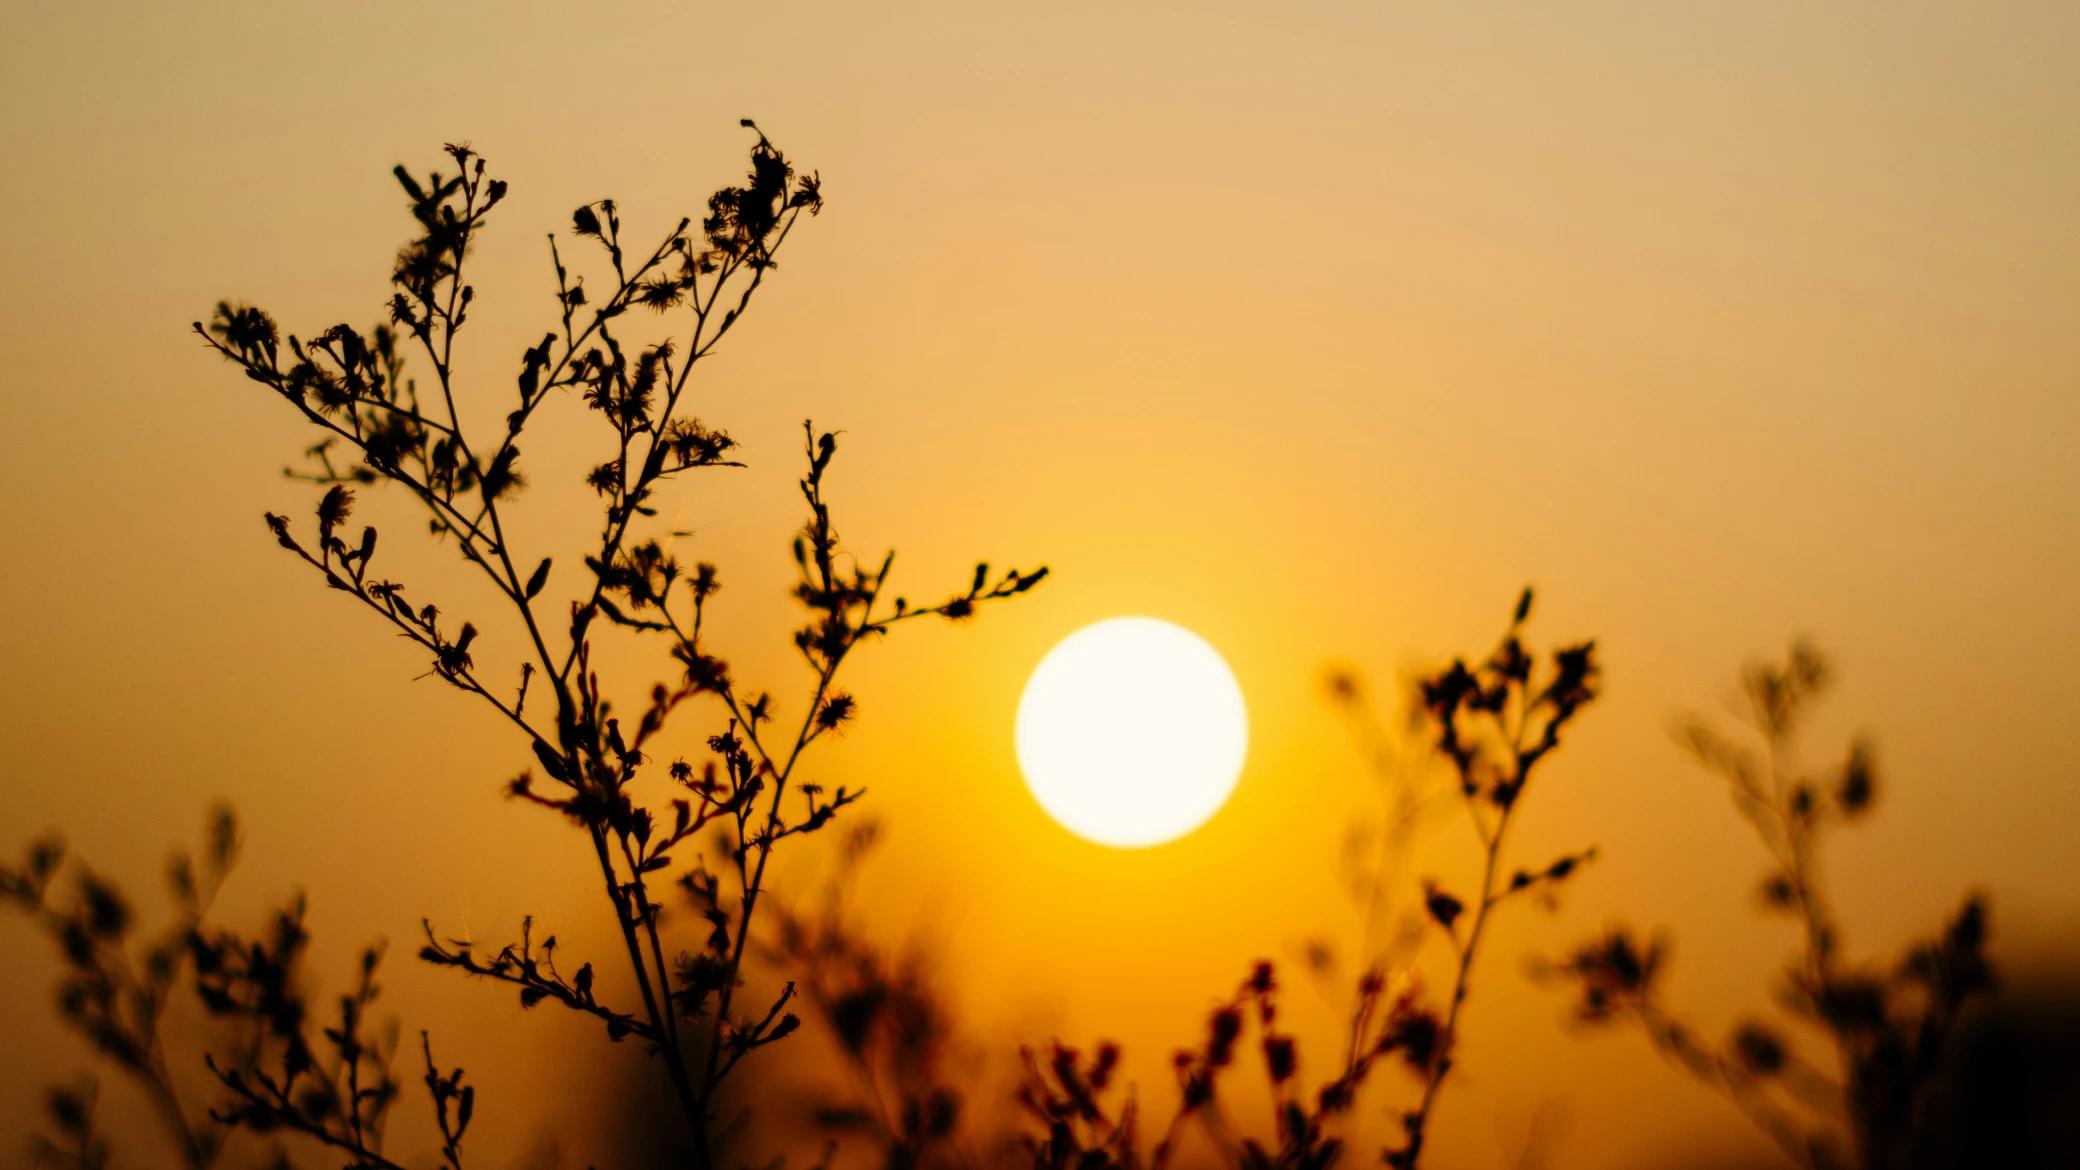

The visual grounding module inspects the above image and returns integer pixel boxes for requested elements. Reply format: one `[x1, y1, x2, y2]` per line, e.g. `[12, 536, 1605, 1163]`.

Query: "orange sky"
[3, 3, 2078, 1168]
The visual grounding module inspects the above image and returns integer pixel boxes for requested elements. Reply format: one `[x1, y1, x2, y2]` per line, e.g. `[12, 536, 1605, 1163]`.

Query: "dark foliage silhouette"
[0, 121, 2039, 1170]
[7, 124, 1053, 1170]
[1385, 589, 1600, 1167]
[1541, 643, 1993, 1170]
[1017, 591, 1600, 1170]
[765, 821, 977, 1170]
[1310, 666, 1436, 998]
[3, 806, 484, 1170]
[188, 126, 1042, 1165]
[1, 809, 244, 1169]
[1917, 976, 2080, 1166]
[191, 897, 473, 1170]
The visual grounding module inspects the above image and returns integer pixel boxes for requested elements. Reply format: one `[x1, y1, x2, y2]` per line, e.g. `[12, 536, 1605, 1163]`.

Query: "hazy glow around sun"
[1015, 617, 1248, 848]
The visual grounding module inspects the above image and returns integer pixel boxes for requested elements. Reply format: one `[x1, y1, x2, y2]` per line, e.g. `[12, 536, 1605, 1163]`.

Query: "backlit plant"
[188, 124, 1041, 1167]
[1018, 591, 1601, 1170]
[1543, 643, 1993, 1170]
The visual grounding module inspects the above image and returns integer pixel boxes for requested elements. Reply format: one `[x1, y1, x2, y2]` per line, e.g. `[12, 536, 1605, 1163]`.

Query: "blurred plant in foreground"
[1313, 662, 1438, 1001]
[1, 809, 243, 1169]
[1019, 590, 1600, 1170]
[4, 807, 480, 1170]
[765, 821, 978, 1170]
[1541, 643, 1993, 1170]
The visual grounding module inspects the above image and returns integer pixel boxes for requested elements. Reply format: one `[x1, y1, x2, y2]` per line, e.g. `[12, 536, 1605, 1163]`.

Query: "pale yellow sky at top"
[2, 3, 2077, 1168]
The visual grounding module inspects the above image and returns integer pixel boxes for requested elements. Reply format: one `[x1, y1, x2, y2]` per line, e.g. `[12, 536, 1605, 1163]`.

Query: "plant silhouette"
[3, 806, 483, 1170]
[177, 124, 1043, 1167]
[1313, 665, 1439, 1002]
[1017, 590, 1600, 1170]
[0, 125, 2038, 1170]
[1541, 642, 1994, 1170]
[1, 808, 245, 1169]
[764, 820, 979, 1170]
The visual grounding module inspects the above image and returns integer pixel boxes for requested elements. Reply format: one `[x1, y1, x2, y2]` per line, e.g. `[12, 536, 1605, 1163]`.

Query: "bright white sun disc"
[1016, 617, 1248, 848]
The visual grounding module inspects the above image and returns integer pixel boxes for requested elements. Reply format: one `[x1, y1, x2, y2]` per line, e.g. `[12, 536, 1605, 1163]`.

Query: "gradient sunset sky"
[3, 4, 2077, 1167]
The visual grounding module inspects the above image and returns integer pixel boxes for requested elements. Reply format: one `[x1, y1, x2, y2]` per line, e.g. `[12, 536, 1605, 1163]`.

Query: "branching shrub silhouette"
[764, 821, 975, 1170]
[4, 809, 483, 1170]
[193, 125, 1043, 1165]
[1541, 643, 1993, 1170]
[0, 102, 2038, 1170]
[1312, 666, 1438, 995]
[1018, 591, 1600, 1170]
[1, 809, 244, 1169]
[2, 125, 1048, 1170]
[193, 904, 477, 1170]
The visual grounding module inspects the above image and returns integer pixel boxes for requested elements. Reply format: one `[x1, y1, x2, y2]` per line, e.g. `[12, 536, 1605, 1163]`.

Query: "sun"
[1015, 617, 1248, 848]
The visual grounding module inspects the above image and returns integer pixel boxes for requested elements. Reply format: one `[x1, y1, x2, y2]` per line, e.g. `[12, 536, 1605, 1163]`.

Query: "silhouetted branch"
[196, 125, 1044, 1168]
[1546, 643, 1995, 1170]
[0, 809, 242, 1169]
[1389, 588, 1600, 1169]
[418, 918, 658, 1045]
